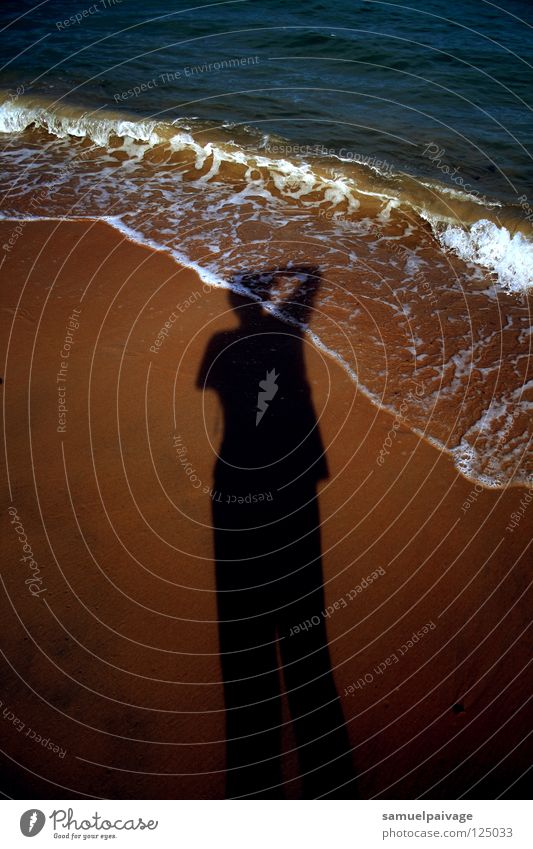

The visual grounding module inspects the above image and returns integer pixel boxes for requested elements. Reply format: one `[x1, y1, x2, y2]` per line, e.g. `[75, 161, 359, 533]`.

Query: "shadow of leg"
[277, 503, 357, 799]
[281, 618, 356, 798]
[217, 568, 284, 799]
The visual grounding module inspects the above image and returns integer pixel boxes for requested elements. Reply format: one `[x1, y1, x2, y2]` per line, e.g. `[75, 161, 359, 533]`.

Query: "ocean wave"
[1, 94, 532, 295]
[437, 219, 533, 295]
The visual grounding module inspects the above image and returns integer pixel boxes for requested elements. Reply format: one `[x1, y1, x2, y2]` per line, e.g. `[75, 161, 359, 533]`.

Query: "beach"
[1, 218, 531, 799]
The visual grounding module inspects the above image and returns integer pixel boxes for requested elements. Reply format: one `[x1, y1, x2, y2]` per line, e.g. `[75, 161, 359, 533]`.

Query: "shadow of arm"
[281, 265, 321, 326]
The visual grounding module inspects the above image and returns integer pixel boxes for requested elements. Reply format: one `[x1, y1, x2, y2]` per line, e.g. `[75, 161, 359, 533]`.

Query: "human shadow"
[197, 266, 356, 799]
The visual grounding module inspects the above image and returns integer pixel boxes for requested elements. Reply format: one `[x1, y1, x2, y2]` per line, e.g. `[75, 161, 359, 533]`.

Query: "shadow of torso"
[199, 305, 328, 598]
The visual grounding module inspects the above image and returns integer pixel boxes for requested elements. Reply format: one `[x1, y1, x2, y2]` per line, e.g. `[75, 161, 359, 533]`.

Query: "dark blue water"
[1, 0, 532, 202]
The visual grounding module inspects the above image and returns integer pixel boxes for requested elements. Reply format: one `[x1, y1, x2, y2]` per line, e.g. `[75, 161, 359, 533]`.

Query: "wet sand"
[1, 219, 531, 799]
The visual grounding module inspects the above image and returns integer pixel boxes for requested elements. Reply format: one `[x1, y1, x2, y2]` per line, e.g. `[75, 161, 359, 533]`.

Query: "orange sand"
[1, 220, 531, 799]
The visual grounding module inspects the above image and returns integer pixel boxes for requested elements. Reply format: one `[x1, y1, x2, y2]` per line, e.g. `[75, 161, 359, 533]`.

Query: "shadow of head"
[228, 264, 321, 325]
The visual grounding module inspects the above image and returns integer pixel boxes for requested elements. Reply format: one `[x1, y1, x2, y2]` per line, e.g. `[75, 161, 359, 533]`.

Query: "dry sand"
[1, 219, 531, 799]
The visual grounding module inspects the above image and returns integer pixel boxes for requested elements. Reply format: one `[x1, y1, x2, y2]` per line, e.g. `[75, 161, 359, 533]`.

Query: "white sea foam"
[2, 97, 533, 296]
[438, 219, 533, 294]
[0, 99, 160, 146]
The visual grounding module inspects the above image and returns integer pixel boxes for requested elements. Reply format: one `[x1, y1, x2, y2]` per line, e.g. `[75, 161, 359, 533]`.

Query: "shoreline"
[1, 213, 530, 492]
